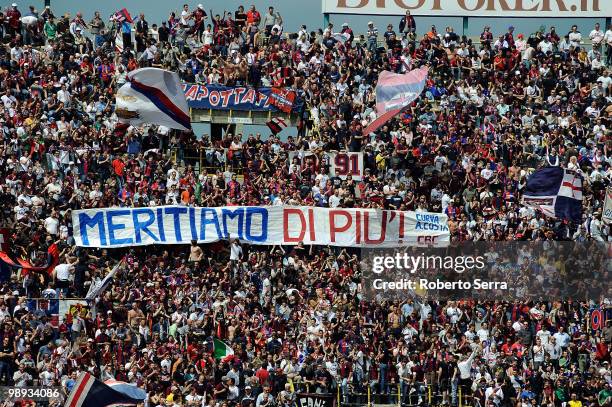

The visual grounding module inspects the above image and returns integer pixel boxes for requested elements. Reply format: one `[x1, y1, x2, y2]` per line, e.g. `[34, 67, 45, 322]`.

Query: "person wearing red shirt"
[112, 155, 126, 186]
[246, 5, 260, 27]
[6, 3, 21, 37]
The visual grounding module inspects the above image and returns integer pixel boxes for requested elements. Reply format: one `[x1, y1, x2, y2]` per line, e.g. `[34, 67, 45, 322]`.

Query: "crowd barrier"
[294, 381, 474, 407]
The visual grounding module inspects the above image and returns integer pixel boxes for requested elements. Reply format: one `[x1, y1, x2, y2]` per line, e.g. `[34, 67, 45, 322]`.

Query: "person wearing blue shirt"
[121, 20, 132, 49]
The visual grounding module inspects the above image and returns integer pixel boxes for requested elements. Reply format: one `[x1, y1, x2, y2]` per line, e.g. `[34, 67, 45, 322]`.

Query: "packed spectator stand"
[0, 2, 611, 407]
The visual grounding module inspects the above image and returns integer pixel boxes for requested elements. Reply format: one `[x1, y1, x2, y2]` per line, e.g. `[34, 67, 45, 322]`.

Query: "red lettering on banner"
[209, 91, 220, 106]
[399, 212, 405, 239]
[591, 309, 602, 330]
[184, 85, 198, 101]
[283, 209, 306, 243]
[196, 86, 209, 101]
[233, 88, 246, 104]
[220, 90, 233, 107]
[364, 211, 387, 244]
[255, 92, 270, 107]
[417, 236, 438, 245]
[307, 208, 316, 241]
[355, 211, 362, 244]
[241, 89, 256, 105]
[329, 210, 352, 243]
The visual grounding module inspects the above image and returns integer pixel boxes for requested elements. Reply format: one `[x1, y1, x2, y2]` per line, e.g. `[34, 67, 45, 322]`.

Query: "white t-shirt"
[568, 31, 582, 47]
[44, 216, 59, 235]
[54, 264, 73, 281]
[230, 242, 242, 260]
[589, 29, 604, 45]
[329, 194, 341, 208]
[180, 9, 191, 26]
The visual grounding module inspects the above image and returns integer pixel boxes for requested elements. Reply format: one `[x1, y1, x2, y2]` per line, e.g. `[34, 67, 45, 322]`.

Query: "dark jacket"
[399, 15, 416, 34]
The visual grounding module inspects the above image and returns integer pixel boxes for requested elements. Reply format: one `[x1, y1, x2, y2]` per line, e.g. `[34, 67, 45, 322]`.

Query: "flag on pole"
[112, 8, 133, 23]
[363, 68, 428, 136]
[64, 372, 146, 407]
[213, 338, 234, 359]
[266, 117, 288, 135]
[115, 68, 192, 130]
[86, 258, 124, 300]
[522, 167, 583, 223]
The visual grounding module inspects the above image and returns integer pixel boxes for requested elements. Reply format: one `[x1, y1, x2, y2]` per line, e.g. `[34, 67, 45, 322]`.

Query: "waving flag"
[112, 8, 133, 24]
[86, 258, 124, 300]
[332, 32, 351, 44]
[363, 68, 428, 135]
[104, 379, 147, 400]
[214, 338, 235, 360]
[65, 372, 145, 407]
[0, 243, 59, 276]
[522, 167, 583, 223]
[116, 68, 191, 130]
[269, 88, 296, 113]
[267, 117, 288, 134]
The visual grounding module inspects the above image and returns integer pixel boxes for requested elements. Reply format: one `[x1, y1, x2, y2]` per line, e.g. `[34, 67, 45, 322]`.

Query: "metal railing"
[291, 381, 474, 407]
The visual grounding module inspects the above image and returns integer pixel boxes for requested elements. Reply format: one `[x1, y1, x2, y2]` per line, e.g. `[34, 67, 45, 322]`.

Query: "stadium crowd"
[0, 2, 611, 407]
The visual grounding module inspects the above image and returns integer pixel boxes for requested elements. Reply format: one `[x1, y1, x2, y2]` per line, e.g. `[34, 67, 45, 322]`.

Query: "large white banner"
[322, 0, 610, 17]
[72, 206, 449, 248]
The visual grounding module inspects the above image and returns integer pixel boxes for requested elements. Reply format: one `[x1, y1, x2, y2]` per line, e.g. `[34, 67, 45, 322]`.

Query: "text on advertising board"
[322, 0, 608, 17]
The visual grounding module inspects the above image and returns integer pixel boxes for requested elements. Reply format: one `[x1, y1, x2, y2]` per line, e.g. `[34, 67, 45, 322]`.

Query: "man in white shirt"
[14, 200, 29, 221]
[53, 255, 78, 296]
[590, 23, 605, 53]
[56, 84, 72, 108]
[329, 190, 341, 208]
[180, 4, 192, 26]
[568, 25, 582, 49]
[44, 210, 59, 236]
[538, 37, 553, 54]
[230, 239, 243, 262]
[536, 327, 551, 346]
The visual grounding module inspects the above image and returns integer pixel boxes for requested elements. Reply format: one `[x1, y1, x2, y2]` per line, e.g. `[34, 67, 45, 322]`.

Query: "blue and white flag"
[522, 167, 583, 223]
[85, 258, 124, 300]
[116, 68, 191, 130]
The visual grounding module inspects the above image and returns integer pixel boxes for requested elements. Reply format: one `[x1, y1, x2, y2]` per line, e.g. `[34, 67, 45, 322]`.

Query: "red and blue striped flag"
[363, 67, 428, 135]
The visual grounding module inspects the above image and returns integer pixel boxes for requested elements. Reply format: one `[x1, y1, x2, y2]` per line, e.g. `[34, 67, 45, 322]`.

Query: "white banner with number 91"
[327, 152, 364, 181]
